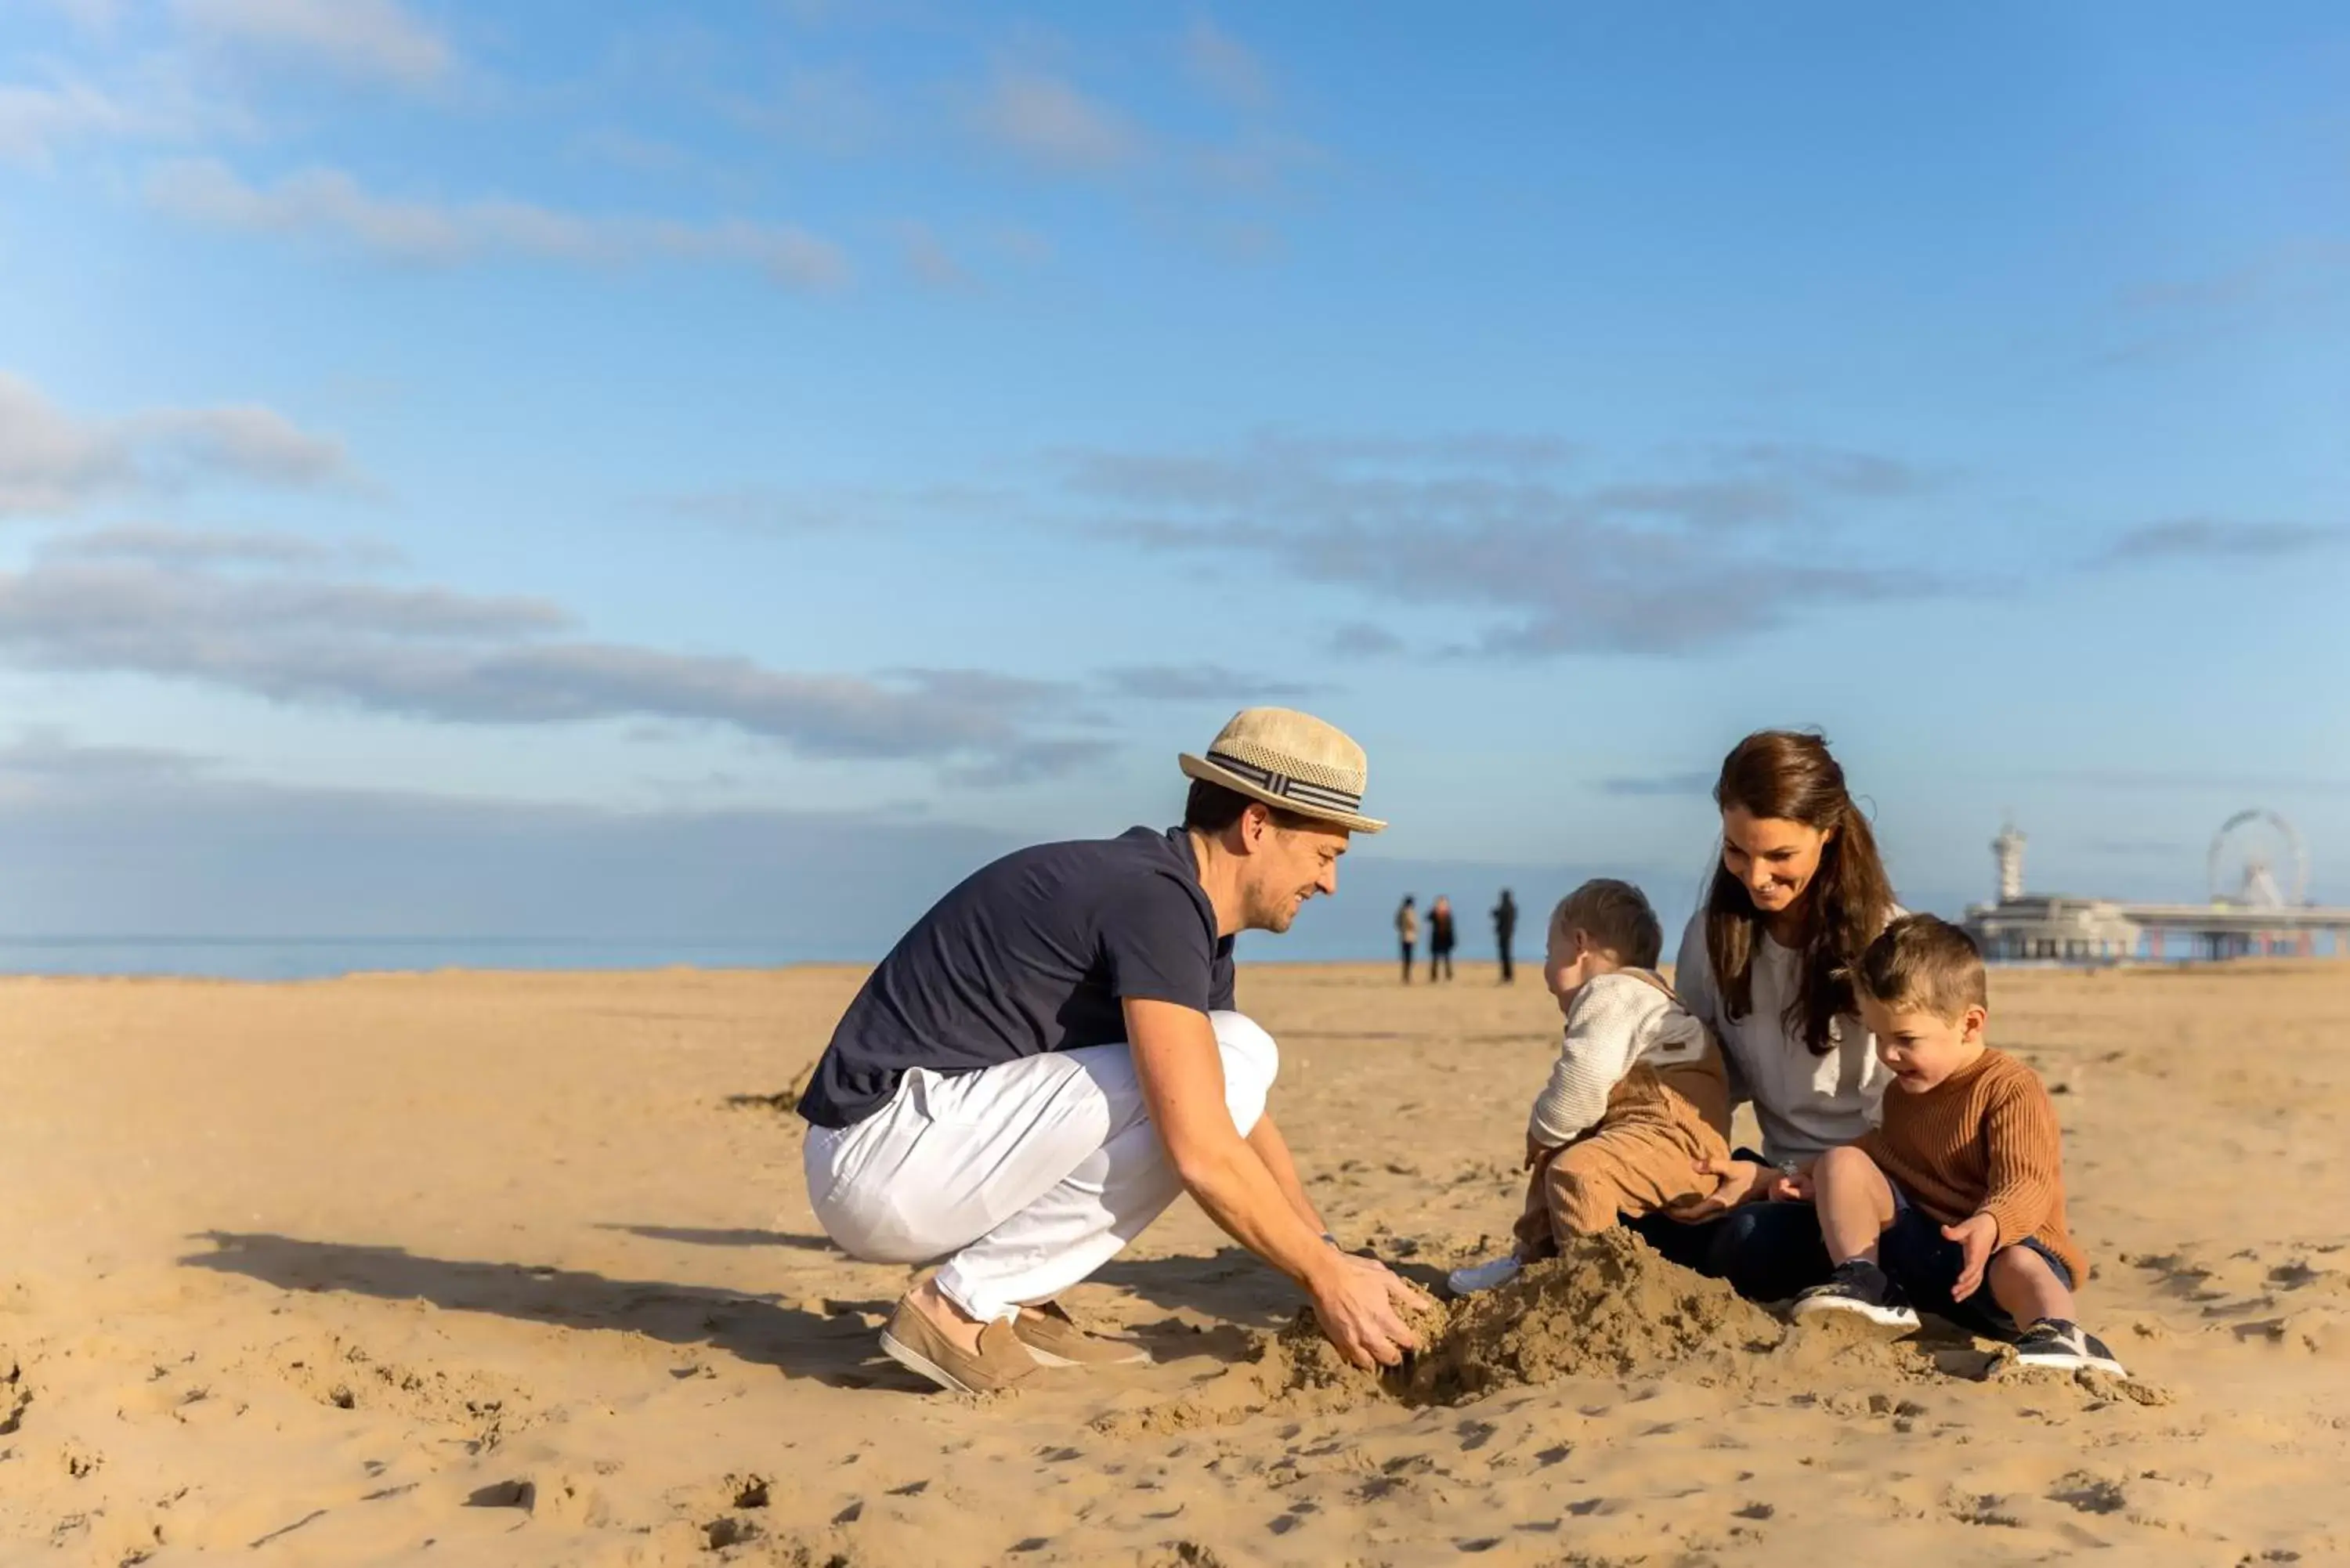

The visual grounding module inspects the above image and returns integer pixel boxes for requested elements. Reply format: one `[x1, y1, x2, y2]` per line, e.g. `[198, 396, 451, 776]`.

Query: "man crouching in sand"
[796, 708, 1426, 1394]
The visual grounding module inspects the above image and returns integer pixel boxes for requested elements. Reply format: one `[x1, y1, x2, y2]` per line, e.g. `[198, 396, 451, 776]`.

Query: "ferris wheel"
[2207, 809, 2309, 908]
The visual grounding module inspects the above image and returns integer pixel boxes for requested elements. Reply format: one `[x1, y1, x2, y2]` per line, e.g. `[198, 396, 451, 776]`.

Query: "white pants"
[802, 1011, 1278, 1323]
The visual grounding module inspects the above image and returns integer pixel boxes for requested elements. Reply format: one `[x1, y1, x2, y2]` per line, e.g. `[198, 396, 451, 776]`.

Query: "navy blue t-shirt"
[797, 826, 1237, 1129]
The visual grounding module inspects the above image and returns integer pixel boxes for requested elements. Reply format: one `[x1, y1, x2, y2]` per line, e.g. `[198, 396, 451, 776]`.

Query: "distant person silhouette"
[1397, 895, 1419, 984]
[1493, 888, 1519, 983]
[1430, 895, 1457, 981]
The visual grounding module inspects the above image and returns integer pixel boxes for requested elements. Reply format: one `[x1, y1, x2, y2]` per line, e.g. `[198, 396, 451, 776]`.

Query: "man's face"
[1860, 992, 1987, 1093]
[1720, 805, 1831, 917]
[1241, 813, 1349, 934]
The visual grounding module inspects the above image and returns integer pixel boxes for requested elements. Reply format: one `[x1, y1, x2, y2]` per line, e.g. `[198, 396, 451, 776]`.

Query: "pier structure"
[1961, 811, 2350, 963]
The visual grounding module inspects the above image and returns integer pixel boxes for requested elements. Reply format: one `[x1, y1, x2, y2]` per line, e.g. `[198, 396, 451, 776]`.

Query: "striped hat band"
[1204, 750, 1365, 815]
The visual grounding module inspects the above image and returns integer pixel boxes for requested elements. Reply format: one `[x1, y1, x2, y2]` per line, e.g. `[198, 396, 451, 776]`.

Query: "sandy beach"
[2, 959, 2345, 1566]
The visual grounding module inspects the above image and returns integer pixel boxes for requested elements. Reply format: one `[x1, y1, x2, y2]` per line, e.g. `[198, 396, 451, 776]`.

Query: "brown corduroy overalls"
[1511, 970, 1736, 1254]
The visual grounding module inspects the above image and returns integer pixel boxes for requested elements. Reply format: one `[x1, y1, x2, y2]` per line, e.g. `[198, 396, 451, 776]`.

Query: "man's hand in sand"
[1661, 1156, 1772, 1223]
[1310, 1251, 1425, 1370]
[1524, 1131, 1559, 1171]
[1943, 1212, 2000, 1300]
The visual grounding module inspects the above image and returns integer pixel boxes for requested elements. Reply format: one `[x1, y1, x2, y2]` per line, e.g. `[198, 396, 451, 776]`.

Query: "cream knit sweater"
[1527, 971, 1711, 1147]
[1671, 910, 1895, 1164]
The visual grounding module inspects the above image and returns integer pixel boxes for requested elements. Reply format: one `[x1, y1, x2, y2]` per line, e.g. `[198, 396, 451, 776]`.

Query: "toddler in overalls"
[1449, 880, 1734, 1294]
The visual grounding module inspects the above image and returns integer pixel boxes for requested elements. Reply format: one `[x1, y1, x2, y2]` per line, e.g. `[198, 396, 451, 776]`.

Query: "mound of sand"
[1252, 1281, 1452, 1408]
[1262, 1229, 1784, 1408]
[1397, 1229, 1786, 1402]
[1103, 1230, 1786, 1434]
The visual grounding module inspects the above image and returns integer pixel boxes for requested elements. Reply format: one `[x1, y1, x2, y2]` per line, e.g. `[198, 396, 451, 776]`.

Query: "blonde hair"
[1853, 913, 1987, 1020]
[1551, 879, 1663, 969]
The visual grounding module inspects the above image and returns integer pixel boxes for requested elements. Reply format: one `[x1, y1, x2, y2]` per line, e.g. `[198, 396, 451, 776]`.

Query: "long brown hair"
[1703, 730, 1896, 1054]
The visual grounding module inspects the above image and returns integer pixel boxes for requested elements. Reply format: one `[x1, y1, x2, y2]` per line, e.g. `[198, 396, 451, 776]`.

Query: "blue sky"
[0, 1, 2345, 956]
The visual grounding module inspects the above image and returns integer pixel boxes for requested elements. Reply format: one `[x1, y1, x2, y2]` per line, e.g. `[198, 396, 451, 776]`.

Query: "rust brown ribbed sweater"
[1856, 1047, 2088, 1284]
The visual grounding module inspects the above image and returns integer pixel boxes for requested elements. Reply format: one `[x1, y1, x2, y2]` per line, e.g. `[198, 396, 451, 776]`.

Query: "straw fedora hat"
[1179, 707, 1386, 834]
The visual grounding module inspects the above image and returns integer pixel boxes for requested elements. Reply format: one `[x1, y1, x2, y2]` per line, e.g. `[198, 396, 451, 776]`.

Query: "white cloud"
[575, 128, 694, 176]
[1098, 663, 1318, 702]
[652, 487, 860, 533]
[2127, 241, 2350, 313]
[0, 372, 349, 518]
[0, 53, 249, 171]
[139, 403, 349, 485]
[0, 378, 116, 515]
[1182, 16, 1271, 110]
[1191, 129, 1325, 197]
[1062, 432, 1950, 657]
[988, 226, 1054, 266]
[145, 159, 851, 289]
[1, 557, 565, 647]
[31, 0, 124, 31]
[0, 551, 1111, 781]
[974, 67, 1138, 172]
[171, 0, 454, 89]
[150, 158, 514, 261]
[0, 78, 144, 168]
[40, 523, 395, 570]
[728, 66, 886, 156]
[18, 0, 128, 41]
[895, 221, 972, 291]
[2092, 517, 2345, 567]
[1327, 621, 1402, 658]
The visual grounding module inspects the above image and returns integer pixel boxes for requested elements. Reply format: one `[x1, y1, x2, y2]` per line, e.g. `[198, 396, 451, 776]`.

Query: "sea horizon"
[0, 931, 2304, 982]
[0, 933, 1447, 981]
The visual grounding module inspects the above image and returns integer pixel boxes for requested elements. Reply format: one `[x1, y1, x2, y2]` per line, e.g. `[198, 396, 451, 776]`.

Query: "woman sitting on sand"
[1628, 729, 1900, 1302]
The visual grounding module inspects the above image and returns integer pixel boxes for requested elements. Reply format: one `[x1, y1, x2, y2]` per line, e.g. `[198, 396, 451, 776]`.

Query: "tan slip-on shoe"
[877, 1296, 1040, 1394]
[1012, 1301, 1152, 1367]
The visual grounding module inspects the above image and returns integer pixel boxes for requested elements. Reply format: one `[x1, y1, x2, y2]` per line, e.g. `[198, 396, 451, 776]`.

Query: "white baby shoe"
[1445, 1254, 1524, 1296]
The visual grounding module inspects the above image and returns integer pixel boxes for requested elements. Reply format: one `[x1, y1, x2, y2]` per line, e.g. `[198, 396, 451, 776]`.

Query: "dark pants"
[1431, 948, 1453, 981]
[1497, 938, 1513, 982]
[1400, 942, 1413, 983]
[1625, 1151, 1836, 1303]
[1881, 1186, 2072, 1338]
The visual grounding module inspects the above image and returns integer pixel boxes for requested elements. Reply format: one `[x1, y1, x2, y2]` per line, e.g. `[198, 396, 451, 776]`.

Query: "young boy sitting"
[1788, 913, 2125, 1375]
[1448, 880, 1732, 1295]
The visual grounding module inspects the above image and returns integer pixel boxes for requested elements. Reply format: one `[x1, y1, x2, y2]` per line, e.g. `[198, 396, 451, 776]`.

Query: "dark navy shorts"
[1627, 1147, 1832, 1304]
[1881, 1182, 2072, 1338]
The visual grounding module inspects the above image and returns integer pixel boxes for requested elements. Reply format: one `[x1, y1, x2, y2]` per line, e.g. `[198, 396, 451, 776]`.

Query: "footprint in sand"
[1, 1357, 27, 1436]
[269, 1332, 530, 1451]
[2232, 1311, 2350, 1359]
[703, 1515, 761, 1548]
[1940, 1487, 2024, 1529]
[2048, 1471, 2128, 1514]
[463, 1477, 533, 1510]
[2131, 1241, 2350, 1360]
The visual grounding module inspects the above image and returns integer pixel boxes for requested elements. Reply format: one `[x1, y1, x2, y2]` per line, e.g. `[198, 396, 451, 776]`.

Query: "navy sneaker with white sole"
[2012, 1317, 2127, 1376]
[1791, 1258, 1922, 1331]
